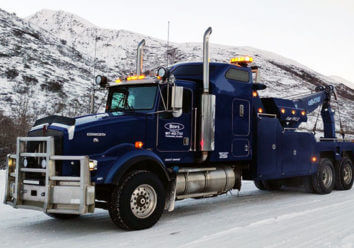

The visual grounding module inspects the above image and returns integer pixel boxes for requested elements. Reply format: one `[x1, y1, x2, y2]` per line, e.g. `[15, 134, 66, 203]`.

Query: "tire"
[46, 213, 80, 220]
[312, 158, 335, 194]
[335, 157, 353, 190]
[263, 180, 282, 191]
[108, 170, 166, 230]
[254, 180, 266, 190]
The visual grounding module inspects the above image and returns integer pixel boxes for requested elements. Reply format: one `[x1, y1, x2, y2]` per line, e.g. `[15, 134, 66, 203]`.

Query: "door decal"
[164, 123, 184, 138]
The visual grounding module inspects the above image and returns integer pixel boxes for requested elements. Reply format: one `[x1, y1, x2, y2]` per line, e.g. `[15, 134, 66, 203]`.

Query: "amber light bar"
[230, 56, 254, 64]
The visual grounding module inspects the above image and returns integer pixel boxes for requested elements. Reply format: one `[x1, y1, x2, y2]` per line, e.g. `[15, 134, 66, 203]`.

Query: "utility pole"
[90, 35, 98, 114]
[166, 21, 170, 67]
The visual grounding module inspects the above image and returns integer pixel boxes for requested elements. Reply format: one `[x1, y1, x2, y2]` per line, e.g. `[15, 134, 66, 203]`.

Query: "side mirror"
[171, 85, 183, 117]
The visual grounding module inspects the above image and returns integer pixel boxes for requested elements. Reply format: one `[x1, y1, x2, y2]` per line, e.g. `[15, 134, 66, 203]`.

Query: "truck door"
[156, 87, 193, 154]
[232, 98, 250, 157]
[226, 66, 252, 159]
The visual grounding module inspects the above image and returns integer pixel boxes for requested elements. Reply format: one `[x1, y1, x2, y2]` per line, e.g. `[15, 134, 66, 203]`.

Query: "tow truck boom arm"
[293, 85, 336, 138]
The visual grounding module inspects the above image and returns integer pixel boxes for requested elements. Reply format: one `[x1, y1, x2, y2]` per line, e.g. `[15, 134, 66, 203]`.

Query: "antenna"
[166, 21, 170, 67]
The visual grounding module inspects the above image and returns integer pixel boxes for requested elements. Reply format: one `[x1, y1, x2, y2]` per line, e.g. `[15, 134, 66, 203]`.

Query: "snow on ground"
[1, 169, 354, 248]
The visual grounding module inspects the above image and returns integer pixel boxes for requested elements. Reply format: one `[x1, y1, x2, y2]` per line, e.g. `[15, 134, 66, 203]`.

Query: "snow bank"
[1, 169, 354, 247]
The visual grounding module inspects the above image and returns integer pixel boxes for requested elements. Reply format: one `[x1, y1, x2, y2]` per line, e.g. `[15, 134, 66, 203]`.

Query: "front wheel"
[335, 157, 353, 190]
[108, 170, 166, 230]
[312, 158, 335, 194]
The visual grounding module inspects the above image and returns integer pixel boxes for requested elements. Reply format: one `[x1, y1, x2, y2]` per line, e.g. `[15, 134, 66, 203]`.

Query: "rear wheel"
[335, 157, 353, 190]
[312, 158, 335, 194]
[254, 180, 266, 190]
[108, 170, 166, 230]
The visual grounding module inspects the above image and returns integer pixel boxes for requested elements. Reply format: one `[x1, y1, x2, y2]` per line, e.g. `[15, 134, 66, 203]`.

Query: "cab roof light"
[258, 108, 263, 113]
[230, 56, 254, 64]
[115, 74, 146, 83]
[291, 110, 296, 115]
[280, 108, 286, 114]
[311, 156, 318, 163]
[252, 91, 258, 97]
[301, 110, 306, 116]
[127, 75, 145, 81]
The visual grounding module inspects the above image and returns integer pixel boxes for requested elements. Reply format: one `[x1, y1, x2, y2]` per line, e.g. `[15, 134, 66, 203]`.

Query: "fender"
[104, 148, 170, 185]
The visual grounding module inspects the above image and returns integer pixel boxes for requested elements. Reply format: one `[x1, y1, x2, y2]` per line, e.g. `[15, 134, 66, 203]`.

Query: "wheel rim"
[343, 164, 352, 185]
[321, 166, 333, 188]
[130, 184, 157, 219]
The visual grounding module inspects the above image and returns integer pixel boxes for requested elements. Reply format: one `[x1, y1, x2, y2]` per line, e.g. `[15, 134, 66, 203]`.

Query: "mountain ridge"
[0, 8, 352, 134]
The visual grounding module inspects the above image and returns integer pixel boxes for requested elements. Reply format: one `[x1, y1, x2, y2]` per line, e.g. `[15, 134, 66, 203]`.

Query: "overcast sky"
[2, 0, 354, 84]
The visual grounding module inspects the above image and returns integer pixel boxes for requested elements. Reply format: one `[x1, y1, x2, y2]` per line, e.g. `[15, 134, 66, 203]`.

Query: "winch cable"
[333, 88, 345, 139]
[312, 105, 321, 136]
[287, 91, 313, 100]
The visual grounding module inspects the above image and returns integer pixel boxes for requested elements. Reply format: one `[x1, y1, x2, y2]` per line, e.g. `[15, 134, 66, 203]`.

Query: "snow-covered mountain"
[329, 75, 354, 89]
[0, 9, 352, 134]
[0, 9, 117, 118]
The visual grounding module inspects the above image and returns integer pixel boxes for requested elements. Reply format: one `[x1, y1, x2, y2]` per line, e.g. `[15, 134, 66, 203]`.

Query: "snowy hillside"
[0, 8, 352, 133]
[330, 75, 354, 89]
[0, 9, 113, 117]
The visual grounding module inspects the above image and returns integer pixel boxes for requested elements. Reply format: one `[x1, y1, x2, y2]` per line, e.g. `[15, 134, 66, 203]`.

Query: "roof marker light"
[301, 110, 306, 116]
[281, 108, 286, 114]
[252, 91, 258, 97]
[291, 110, 296, 115]
[258, 108, 263, 113]
[230, 56, 254, 64]
[127, 75, 146, 81]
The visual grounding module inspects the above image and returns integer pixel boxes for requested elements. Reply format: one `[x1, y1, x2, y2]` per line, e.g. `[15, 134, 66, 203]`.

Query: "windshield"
[108, 85, 157, 112]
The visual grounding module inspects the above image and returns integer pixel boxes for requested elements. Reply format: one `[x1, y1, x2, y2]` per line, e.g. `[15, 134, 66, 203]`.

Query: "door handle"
[239, 104, 244, 117]
[183, 137, 189, 146]
[244, 144, 249, 152]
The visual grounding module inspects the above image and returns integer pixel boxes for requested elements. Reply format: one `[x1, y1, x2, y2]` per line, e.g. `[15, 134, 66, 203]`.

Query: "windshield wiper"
[109, 107, 126, 112]
[125, 102, 135, 112]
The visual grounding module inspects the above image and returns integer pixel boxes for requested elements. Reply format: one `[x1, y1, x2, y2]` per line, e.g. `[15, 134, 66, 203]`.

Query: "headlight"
[41, 159, 47, 169]
[89, 160, 98, 171]
[7, 157, 14, 168]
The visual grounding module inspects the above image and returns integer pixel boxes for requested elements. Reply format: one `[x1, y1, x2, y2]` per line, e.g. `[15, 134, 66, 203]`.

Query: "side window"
[225, 68, 250, 83]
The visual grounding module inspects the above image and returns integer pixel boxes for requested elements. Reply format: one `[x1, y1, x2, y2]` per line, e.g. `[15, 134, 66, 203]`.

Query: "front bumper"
[4, 136, 95, 215]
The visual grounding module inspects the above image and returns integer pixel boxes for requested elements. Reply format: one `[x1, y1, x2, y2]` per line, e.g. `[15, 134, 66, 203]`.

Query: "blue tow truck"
[4, 27, 354, 230]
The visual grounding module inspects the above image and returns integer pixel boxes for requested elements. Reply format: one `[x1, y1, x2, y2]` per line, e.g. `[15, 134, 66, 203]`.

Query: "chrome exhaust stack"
[136, 39, 145, 75]
[203, 27, 212, 93]
[200, 27, 215, 154]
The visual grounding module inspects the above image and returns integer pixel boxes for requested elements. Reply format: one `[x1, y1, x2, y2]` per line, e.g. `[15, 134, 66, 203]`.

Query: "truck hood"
[67, 112, 147, 155]
[30, 111, 147, 140]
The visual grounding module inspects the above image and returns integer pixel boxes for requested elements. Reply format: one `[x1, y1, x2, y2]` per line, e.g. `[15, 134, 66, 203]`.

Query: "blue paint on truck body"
[28, 61, 353, 185]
